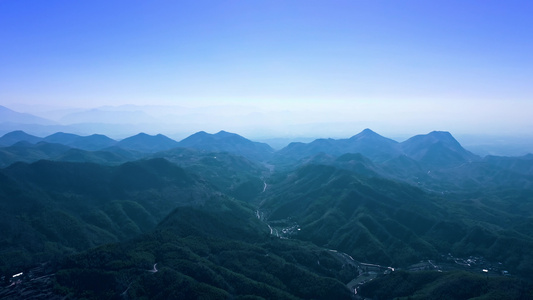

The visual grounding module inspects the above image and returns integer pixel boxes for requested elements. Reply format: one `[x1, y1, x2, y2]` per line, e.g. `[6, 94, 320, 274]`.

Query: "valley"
[1, 129, 533, 299]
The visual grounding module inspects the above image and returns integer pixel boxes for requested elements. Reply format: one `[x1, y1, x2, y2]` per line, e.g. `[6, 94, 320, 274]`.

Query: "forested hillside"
[1, 129, 532, 299]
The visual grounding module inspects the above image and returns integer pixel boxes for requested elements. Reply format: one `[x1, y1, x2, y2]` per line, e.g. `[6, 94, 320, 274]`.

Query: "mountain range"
[278, 129, 480, 167]
[2, 104, 533, 156]
[2, 128, 532, 191]
[0, 106, 56, 126]
[1, 126, 533, 299]
[0, 128, 490, 164]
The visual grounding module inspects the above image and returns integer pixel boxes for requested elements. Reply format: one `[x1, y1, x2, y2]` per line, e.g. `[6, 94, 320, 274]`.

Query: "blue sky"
[1, 0, 532, 138]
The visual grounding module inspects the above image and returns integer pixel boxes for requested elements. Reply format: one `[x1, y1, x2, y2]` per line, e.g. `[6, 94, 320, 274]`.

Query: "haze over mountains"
[2, 104, 533, 156]
[0, 128, 491, 168]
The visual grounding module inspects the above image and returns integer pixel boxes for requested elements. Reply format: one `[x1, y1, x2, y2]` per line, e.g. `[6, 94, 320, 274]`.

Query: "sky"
[1, 0, 532, 140]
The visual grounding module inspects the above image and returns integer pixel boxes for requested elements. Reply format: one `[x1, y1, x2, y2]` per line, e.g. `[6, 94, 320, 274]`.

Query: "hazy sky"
[1, 1, 532, 138]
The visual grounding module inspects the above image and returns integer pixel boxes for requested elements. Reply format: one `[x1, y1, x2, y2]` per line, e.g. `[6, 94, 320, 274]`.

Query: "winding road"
[149, 263, 158, 273]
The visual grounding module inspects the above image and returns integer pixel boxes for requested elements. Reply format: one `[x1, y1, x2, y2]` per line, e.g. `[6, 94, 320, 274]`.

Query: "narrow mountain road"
[149, 263, 158, 273]
[267, 224, 273, 235]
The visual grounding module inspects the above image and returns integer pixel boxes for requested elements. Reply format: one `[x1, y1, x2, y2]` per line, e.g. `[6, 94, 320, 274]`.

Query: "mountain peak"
[177, 130, 273, 161]
[418, 131, 463, 149]
[215, 130, 236, 138]
[133, 132, 150, 137]
[349, 128, 398, 145]
[44, 132, 80, 143]
[2, 129, 25, 135]
[1, 130, 36, 139]
[350, 128, 393, 141]
[125, 132, 175, 141]
[279, 129, 400, 162]
[427, 130, 453, 139]
[361, 128, 377, 135]
[116, 133, 178, 152]
[0, 130, 43, 146]
[403, 131, 458, 145]
[401, 131, 479, 166]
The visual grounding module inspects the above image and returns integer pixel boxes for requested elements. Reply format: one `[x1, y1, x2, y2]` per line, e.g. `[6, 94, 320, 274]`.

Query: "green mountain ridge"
[1, 128, 533, 299]
[0, 158, 217, 274]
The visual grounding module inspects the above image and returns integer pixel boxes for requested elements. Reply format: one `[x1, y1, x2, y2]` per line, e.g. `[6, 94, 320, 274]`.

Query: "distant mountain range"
[278, 129, 480, 167]
[1, 128, 530, 180]
[277, 129, 399, 162]
[0, 130, 274, 163]
[2, 104, 533, 156]
[43, 132, 117, 150]
[0, 105, 56, 126]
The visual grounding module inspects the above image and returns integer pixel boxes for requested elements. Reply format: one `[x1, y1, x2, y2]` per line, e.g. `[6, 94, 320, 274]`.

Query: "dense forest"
[1, 129, 533, 299]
